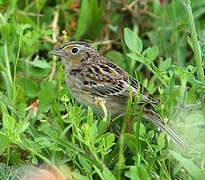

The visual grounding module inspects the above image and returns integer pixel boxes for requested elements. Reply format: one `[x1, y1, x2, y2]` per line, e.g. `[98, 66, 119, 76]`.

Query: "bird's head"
[49, 41, 99, 69]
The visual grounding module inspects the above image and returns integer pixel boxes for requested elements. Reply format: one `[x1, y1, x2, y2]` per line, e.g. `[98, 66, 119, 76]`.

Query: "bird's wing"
[79, 67, 129, 104]
[73, 62, 158, 105]
[69, 58, 159, 105]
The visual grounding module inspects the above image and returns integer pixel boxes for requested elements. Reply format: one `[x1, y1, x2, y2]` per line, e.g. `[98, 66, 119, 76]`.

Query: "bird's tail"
[143, 109, 186, 148]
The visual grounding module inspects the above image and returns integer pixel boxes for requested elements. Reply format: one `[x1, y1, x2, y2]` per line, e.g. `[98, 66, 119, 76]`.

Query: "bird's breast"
[64, 70, 126, 116]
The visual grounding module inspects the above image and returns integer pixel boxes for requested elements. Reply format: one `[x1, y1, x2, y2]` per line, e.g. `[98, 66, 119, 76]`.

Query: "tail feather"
[143, 112, 186, 148]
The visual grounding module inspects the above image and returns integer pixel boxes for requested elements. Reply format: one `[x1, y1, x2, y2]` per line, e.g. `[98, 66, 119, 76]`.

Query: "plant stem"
[48, 58, 56, 81]
[4, 42, 13, 86]
[184, 0, 204, 82]
[36, 0, 40, 33]
[89, 145, 104, 167]
[18, 140, 51, 166]
[147, 64, 168, 87]
[12, 26, 24, 116]
[0, 14, 13, 86]
[172, 0, 184, 66]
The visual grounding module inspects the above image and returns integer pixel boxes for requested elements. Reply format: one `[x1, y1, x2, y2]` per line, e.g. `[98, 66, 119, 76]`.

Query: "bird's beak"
[48, 47, 66, 57]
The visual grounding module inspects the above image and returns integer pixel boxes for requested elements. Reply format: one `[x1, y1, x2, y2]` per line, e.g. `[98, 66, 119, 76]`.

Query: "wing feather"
[72, 62, 159, 106]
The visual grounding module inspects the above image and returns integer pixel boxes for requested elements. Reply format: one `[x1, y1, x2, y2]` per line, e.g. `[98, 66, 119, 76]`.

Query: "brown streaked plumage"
[49, 41, 186, 148]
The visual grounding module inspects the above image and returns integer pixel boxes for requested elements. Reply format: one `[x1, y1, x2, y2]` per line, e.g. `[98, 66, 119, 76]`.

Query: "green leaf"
[145, 46, 159, 63]
[40, 80, 57, 90]
[31, 156, 38, 165]
[125, 172, 139, 180]
[35, 0, 47, 10]
[169, 71, 175, 94]
[133, 122, 146, 137]
[124, 27, 143, 54]
[157, 132, 165, 149]
[159, 58, 171, 71]
[127, 53, 145, 63]
[0, 133, 9, 153]
[171, 151, 204, 180]
[16, 121, 30, 134]
[17, 77, 39, 97]
[35, 137, 52, 148]
[38, 88, 55, 111]
[32, 59, 51, 69]
[122, 133, 139, 154]
[27, 65, 50, 78]
[139, 123, 146, 137]
[15, 86, 26, 105]
[87, 106, 93, 126]
[147, 130, 154, 140]
[93, 165, 104, 180]
[1, 22, 10, 42]
[89, 0, 99, 26]
[126, 166, 150, 180]
[98, 113, 111, 136]
[151, 63, 159, 73]
[103, 167, 117, 180]
[2, 113, 16, 131]
[105, 50, 124, 62]
[88, 0, 102, 38]
[105, 50, 125, 68]
[74, 0, 88, 39]
[135, 165, 150, 180]
[101, 132, 115, 150]
[78, 154, 92, 174]
[0, 101, 8, 114]
[147, 74, 158, 94]
[105, 133, 115, 147]
[6, 0, 17, 19]
[73, 171, 90, 180]
[18, 14, 35, 29]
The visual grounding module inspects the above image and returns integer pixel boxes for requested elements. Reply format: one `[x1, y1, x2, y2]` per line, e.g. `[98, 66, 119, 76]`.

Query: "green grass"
[0, 0, 205, 179]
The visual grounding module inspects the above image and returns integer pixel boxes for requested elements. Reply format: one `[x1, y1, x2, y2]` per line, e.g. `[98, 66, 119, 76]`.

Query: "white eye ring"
[71, 47, 79, 54]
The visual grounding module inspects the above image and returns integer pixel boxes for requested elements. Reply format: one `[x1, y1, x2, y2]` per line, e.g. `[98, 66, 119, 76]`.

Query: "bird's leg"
[111, 113, 124, 124]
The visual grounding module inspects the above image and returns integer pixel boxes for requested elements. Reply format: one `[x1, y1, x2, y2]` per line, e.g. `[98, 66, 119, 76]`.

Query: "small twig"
[141, 9, 173, 23]
[49, 8, 59, 82]
[179, 102, 201, 110]
[52, 8, 59, 43]
[62, 113, 68, 119]
[128, 0, 138, 9]
[41, 36, 54, 43]
[173, 102, 202, 122]
[111, 113, 124, 124]
[93, 40, 120, 46]
[201, 159, 204, 169]
[189, 122, 205, 128]
[17, 10, 43, 17]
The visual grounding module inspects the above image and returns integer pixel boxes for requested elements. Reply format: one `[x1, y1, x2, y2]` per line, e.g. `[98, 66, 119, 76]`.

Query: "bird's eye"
[71, 47, 79, 54]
